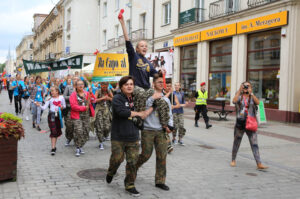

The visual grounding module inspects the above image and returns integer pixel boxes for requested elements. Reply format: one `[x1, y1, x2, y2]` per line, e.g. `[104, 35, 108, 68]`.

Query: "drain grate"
[246, 173, 257, 177]
[199, 144, 215, 149]
[77, 168, 113, 180]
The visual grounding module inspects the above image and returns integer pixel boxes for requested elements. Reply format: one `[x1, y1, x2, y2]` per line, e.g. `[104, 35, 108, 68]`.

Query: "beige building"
[33, 0, 64, 62]
[16, 35, 34, 76]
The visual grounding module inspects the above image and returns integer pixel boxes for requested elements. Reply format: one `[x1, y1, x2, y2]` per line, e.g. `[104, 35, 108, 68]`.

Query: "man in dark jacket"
[106, 76, 153, 197]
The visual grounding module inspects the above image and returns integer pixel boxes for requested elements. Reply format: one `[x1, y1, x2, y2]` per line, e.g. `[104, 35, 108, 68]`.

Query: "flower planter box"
[0, 137, 18, 181]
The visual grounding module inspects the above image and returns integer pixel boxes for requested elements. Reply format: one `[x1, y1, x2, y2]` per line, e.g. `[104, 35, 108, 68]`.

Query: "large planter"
[0, 137, 18, 181]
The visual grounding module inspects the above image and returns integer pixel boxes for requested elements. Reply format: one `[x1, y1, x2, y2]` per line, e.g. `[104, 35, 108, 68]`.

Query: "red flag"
[1, 71, 6, 77]
[118, 9, 124, 19]
[93, 49, 99, 55]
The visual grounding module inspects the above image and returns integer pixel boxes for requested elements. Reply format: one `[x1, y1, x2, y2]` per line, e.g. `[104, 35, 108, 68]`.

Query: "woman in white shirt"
[37, 86, 66, 155]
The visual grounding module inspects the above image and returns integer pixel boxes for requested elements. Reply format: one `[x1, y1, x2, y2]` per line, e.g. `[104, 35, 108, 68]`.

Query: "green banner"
[258, 101, 267, 123]
[179, 8, 196, 25]
[23, 55, 83, 74]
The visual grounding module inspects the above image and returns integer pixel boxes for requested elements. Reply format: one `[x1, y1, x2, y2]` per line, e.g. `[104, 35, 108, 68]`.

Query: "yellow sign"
[237, 11, 288, 34]
[92, 53, 129, 82]
[173, 32, 201, 47]
[201, 23, 236, 41]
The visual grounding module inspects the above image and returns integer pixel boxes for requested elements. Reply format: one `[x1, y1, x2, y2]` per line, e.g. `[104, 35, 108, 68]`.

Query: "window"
[140, 13, 146, 30]
[103, 2, 107, 17]
[163, 2, 171, 25]
[115, 25, 119, 38]
[115, 0, 120, 10]
[180, 45, 197, 101]
[103, 30, 107, 45]
[126, 20, 131, 35]
[209, 38, 232, 101]
[247, 29, 281, 109]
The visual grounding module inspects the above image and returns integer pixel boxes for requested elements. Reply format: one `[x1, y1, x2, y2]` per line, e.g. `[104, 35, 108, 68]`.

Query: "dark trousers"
[14, 95, 22, 114]
[195, 105, 209, 123]
[8, 90, 13, 103]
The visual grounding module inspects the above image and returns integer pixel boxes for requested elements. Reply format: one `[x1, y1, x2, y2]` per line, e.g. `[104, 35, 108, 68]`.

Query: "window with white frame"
[103, 2, 107, 17]
[126, 20, 131, 35]
[103, 30, 107, 45]
[163, 2, 171, 25]
[115, 25, 119, 38]
[115, 0, 120, 10]
[140, 13, 146, 30]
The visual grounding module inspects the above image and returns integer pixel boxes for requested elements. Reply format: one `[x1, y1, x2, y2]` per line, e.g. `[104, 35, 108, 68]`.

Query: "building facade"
[169, 0, 300, 122]
[16, 35, 34, 76]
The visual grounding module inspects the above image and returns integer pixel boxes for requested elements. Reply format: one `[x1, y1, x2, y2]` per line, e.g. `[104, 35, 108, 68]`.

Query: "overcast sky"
[0, 0, 55, 64]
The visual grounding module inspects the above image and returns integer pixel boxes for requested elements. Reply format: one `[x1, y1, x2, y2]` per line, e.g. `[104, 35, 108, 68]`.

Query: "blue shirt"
[126, 41, 157, 89]
[35, 85, 43, 102]
[12, 80, 24, 96]
[22, 83, 30, 98]
[172, 91, 185, 114]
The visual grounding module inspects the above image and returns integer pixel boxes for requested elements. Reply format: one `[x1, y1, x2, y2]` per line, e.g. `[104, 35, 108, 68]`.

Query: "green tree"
[0, 63, 5, 73]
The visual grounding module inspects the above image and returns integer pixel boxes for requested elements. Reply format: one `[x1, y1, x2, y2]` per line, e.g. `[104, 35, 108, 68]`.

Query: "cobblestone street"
[1, 91, 300, 199]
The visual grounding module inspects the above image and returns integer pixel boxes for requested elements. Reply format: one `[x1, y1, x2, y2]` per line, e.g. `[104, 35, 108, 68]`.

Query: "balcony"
[179, 8, 206, 27]
[108, 38, 119, 49]
[209, 0, 240, 19]
[247, 0, 279, 8]
[107, 29, 148, 49]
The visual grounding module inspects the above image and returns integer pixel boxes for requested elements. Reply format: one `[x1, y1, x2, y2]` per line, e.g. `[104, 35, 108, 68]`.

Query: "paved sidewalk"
[0, 91, 300, 199]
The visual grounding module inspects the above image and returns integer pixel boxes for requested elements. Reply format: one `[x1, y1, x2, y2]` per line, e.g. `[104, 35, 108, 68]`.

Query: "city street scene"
[0, 0, 300, 198]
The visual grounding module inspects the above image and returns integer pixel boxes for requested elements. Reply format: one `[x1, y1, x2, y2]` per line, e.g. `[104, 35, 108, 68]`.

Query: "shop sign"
[237, 11, 288, 34]
[173, 32, 201, 47]
[179, 8, 196, 25]
[201, 23, 236, 41]
[92, 53, 129, 82]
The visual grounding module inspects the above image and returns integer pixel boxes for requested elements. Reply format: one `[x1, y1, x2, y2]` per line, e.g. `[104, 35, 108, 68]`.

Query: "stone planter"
[0, 137, 18, 181]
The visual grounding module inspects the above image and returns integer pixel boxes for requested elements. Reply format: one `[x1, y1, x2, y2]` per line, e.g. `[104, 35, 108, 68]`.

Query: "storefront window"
[209, 38, 232, 101]
[180, 45, 197, 101]
[247, 29, 280, 109]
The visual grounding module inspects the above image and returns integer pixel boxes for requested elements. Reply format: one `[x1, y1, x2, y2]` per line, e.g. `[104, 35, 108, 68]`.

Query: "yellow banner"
[201, 23, 236, 41]
[92, 53, 129, 82]
[237, 11, 288, 34]
[173, 32, 201, 47]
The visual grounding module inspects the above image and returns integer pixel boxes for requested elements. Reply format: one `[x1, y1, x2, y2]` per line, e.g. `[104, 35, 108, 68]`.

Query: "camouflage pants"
[64, 110, 73, 141]
[136, 130, 168, 184]
[72, 112, 90, 148]
[133, 86, 170, 127]
[107, 140, 139, 189]
[95, 108, 111, 143]
[172, 113, 186, 139]
[232, 127, 261, 164]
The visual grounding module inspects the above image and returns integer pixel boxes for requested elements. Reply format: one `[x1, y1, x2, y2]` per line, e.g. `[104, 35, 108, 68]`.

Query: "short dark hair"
[119, 76, 135, 89]
[153, 71, 163, 82]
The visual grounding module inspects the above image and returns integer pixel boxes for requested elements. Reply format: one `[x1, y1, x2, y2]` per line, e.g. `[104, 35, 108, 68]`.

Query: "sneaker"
[172, 139, 177, 145]
[99, 143, 104, 150]
[79, 148, 85, 154]
[167, 145, 173, 154]
[51, 148, 56, 156]
[155, 184, 170, 191]
[106, 174, 113, 184]
[178, 140, 185, 146]
[194, 123, 199, 127]
[37, 126, 41, 131]
[126, 187, 140, 197]
[65, 140, 71, 146]
[26, 116, 29, 121]
[75, 148, 80, 157]
[32, 123, 36, 128]
[105, 137, 110, 141]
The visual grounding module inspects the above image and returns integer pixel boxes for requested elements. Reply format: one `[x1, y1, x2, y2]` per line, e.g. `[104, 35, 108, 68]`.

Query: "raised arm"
[119, 15, 129, 41]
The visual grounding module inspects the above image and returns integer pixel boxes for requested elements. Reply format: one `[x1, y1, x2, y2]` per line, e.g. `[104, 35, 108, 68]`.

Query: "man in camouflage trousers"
[136, 74, 173, 191]
[94, 82, 113, 150]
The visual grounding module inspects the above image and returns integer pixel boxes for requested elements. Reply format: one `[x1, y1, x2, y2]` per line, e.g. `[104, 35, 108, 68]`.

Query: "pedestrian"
[230, 82, 268, 170]
[69, 80, 95, 157]
[7, 77, 14, 105]
[171, 82, 187, 145]
[29, 76, 44, 131]
[118, 14, 170, 128]
[136, 73, 173, 191]
[63, 78, 76, 146]
[194, 82, 212, 129]
[11, 74, 24, 115]
[106, 76, 152, 196]
[37, 86, 66, 155]
[94, 82, 113, 150]
[21, 76, 31, 121]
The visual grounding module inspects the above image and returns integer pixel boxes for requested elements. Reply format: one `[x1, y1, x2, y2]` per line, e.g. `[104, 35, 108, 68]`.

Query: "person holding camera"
[230, 81, 268, 170]
[106, 76, 152, 197]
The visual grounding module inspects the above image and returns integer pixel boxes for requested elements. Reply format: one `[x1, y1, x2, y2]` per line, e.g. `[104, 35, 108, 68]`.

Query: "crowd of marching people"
[0, 11, 267, 197]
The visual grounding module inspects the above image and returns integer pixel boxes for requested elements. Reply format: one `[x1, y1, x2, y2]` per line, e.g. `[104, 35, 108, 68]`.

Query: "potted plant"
[0, 112, 25, 181]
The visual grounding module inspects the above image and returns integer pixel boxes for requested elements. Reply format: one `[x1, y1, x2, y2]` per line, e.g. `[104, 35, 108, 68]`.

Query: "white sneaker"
[178, 140, 185, 146]
[26, 116, 29, 121]
[80, 148, 85, 154]
[99, 143, 104, 150]
[65, 140, 70, 146]
[75, 148, 80, 157]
